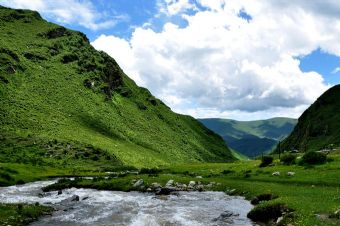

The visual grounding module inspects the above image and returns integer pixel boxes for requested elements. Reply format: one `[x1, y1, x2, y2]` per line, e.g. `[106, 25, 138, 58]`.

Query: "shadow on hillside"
[77, 113, 122, 140]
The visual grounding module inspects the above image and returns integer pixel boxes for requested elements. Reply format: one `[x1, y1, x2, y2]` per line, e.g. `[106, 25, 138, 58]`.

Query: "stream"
[0, 180, 258, 226]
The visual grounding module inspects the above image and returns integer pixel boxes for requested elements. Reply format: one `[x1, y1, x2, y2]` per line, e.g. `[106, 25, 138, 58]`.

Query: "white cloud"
[158, 0, 197, 16]
[332, 67, 340, 74]
[1, 0, 120, 30]
[91, 34, 143, 85]
[92, 0, 339, 120]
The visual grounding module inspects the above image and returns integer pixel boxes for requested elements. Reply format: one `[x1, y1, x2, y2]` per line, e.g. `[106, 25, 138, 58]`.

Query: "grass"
[0, 203, 53, 226]
[0, 5, 233, 170]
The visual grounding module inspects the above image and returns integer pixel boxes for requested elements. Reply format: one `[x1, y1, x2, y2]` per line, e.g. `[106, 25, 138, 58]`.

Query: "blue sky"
[299, 49, 340, 85]
[2, 0, 340, 120]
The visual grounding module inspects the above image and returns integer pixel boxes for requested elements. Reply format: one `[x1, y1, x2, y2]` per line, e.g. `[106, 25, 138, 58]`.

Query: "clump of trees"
[299, 151, 327, 165]
[259, 155, 273, 167]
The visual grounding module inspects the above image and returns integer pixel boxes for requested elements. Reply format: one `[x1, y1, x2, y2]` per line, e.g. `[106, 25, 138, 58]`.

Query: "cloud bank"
[92, 0, 339, 120]
[1, 0, 121, 30]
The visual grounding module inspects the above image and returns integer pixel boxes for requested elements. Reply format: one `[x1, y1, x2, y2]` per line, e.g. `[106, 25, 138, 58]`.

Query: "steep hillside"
[279, 85, 340, 152]
[199, 118, 297, 157]
[0, 6, 233, 169]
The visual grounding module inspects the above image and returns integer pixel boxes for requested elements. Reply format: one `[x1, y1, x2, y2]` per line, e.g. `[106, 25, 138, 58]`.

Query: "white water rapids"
[0, 180, 258, 226]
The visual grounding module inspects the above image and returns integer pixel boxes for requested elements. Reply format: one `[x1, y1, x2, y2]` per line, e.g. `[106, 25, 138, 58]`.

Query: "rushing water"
[0, 180, 257, 226]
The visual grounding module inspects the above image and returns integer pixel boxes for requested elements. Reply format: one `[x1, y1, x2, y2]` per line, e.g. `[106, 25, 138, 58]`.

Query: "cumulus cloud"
[91, 0, 339, 120]
[331, 67, 340, 74]
[1, 0, 122, 30]
[158, 0, 197, 16]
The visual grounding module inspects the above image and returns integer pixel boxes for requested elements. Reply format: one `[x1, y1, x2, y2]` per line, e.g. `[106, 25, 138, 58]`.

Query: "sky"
[2, 0, 340, 120]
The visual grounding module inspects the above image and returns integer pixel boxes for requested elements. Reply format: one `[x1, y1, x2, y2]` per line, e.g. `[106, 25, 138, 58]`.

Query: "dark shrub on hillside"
[61, 53, 78, 63]
[299, 151, 327, 165]
[221, 169, 235, 175]
[41, 27, 70, 39]
[251, 193, 278, 205]
[23, 52, 47, 62]
[247, 202, 290, 223]
[280, 154, 296, 165]
[148, 97, 158, 106]
[136, 102, 147, 110]
[259, 155, 273, 167]
[139, 168, 162, 175]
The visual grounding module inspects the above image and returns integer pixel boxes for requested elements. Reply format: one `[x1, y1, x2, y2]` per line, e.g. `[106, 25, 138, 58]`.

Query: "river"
[0, 180, 258, 226]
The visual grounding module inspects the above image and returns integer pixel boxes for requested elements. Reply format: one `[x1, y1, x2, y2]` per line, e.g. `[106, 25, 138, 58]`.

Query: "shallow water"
[0, 180, 257, 226]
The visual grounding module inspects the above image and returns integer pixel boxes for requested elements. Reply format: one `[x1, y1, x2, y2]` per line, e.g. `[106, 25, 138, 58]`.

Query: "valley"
[1, 4, 340, 226]
[200, 118, 297, 158]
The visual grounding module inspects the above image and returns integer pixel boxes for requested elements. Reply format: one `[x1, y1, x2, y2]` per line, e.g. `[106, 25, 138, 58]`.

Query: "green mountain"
[278, 85, 340, 153]
[199, 118, 297, 158]
[0, 6, 233, 169]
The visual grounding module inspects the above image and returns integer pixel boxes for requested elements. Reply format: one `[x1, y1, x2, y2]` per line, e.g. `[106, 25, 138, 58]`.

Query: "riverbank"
[0, 180, 256, 226]
[2, 154, 340, 225]
[0, 203, 53, 226]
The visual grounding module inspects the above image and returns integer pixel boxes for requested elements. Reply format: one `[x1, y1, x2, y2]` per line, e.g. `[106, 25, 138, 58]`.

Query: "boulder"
[155, 187, 176, 195]
[57, 190, 63, 195]
[70, 195, 79, 202]
[133, 179, 144, 188]
[213, 210, 239, 223]
[60, 195, 79, 204]
[287, 172, 295, 176]
[196, 184, 204, 192]
[151, 182, 162, 190]
[272, 171, 280, 176]
[165, 180, 174, 187]
[188, 181, 196, 187]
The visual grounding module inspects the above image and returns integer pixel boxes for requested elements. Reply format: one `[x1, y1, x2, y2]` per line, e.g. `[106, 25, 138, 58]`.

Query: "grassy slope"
[279, 85, 340, 152]
[0, 6, 233, 169]
[230, 148, 249, 160]
[200, 117, 297, 157]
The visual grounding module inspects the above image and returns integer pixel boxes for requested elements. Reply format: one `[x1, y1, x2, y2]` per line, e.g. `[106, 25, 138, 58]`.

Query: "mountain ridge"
[0, 6, 234, 168]
[278, 85, 340, 152]
[199, 117, 297, 157]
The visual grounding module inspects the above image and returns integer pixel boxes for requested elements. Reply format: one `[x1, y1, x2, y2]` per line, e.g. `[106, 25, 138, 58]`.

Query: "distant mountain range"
[278, 85, 340, 153]
[199, 118, 297, 158]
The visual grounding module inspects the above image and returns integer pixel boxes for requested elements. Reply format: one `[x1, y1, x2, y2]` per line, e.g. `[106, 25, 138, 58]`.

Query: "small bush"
[247, 202, 290, 223]
[251, 193, 278, 205]
[16, 179, 25, 185]
[61, 53, 78, 63]
[23, 52, 47, 62]
[0, 172, 12, 181]
[280, 154, 296, 165]
[40, 27, 70, 39]
[139, 168, 162, 175]
[221, 169, 235, 175]
[259, 155, 273, 167]
[299, 151, 327, 165]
